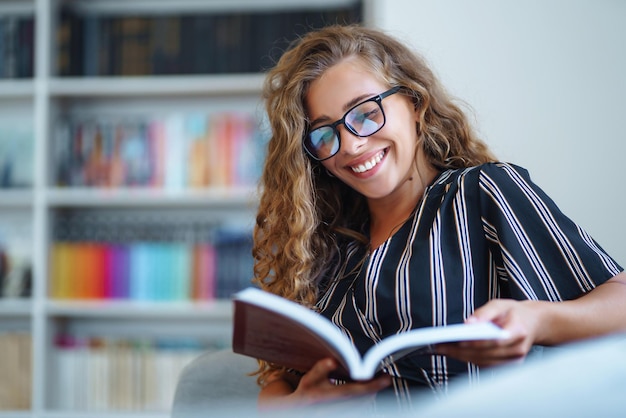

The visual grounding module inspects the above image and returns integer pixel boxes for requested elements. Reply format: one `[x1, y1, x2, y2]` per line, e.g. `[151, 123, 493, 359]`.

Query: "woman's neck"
[368, 161, 439, 250]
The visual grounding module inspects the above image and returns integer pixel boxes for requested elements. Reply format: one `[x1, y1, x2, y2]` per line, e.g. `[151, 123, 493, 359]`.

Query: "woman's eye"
[363, 108, 379, 119]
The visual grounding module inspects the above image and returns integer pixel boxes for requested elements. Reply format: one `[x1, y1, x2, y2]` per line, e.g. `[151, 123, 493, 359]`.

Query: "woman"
[251, 24, 626, 409]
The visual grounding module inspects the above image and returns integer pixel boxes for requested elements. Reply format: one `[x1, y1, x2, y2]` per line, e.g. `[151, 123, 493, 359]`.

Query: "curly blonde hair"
[251, 24, 496, 383]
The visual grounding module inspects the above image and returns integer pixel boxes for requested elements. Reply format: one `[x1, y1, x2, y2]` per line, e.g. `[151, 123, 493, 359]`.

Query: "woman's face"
[305, 56, 421, 201]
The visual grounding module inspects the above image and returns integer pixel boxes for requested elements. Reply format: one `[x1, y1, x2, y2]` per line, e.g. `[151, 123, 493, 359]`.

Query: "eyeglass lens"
[306, 100, 385, 161]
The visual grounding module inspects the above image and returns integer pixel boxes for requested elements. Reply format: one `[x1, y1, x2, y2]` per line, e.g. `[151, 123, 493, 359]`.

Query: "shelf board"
[47, 74, 266, 97]
[0, 299, 32, 316]
[0, 412, 31, 418]
[45, 299, 233, 319]
[0, 189, 34, 207]
[0, 79, 34, 98]
[0, 1, 35, 15]
[45, 186, 258, 208]
[36, 412, 168, 418]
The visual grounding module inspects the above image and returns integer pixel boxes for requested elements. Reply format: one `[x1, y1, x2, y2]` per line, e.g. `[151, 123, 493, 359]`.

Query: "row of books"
[0, 15, 34, 79]
[57, 4, 362, 76]
[49, 232, 253, 301]
[0, 332, 31, 410]
[53, 335, 220, 411]
[0, 121, 34, 188]
[51, 210, 254, 301]
[55, 111, 268, 189]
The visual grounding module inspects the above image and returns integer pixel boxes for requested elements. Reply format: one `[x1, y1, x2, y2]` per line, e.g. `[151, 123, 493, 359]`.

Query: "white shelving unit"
[0, 0, 368, 416]
[0, 79, 35, 97]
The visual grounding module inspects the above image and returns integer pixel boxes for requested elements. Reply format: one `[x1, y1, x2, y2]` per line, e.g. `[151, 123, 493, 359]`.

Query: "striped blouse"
[315, 162, 622, 403]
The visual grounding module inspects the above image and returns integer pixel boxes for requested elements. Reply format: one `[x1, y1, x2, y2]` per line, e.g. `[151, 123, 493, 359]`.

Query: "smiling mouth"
[350, 149, 386, 174]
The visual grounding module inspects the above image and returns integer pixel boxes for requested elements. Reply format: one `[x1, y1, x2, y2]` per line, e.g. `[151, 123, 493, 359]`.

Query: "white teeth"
[351, 150, 385, 173]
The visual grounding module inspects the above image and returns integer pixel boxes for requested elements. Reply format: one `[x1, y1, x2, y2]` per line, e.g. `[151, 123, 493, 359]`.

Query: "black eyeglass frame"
[303, 86, 402, 161]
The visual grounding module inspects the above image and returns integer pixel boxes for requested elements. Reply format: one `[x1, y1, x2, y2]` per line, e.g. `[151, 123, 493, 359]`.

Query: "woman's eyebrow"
[309, 92, 377, 127]
[344, 93, 375, 111]
[310, 115, 330, 127]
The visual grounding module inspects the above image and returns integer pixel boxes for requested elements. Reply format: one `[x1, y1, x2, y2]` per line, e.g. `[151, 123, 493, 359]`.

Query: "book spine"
[0, 18, 5, 78]
[3, 16, 17, 78]
[174, 243, 190, 301]
[111, 244, 130, 299]
[83, 14, 99, 76]
[196, 242, 216, 300]
[164, 114, 185, 190]
[0, 332, 32, 408]
[129, 242, 150, 301]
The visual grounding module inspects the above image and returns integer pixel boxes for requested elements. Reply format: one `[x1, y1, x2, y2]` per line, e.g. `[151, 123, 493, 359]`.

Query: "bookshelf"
[0, 0, 367, 416]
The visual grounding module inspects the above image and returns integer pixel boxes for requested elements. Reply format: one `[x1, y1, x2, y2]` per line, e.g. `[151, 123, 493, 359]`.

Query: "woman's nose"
[338, 125, 367, 155]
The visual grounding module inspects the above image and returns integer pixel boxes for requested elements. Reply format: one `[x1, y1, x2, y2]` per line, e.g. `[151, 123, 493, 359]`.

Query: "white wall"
[373, 0, 625, 265]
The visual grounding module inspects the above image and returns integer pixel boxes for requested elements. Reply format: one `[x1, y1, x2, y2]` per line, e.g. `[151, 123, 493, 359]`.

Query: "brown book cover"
[232, 288, 509, 381]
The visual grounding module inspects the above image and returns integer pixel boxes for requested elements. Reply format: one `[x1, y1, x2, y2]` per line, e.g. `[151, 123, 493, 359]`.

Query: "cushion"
[171, 349, 260, 417]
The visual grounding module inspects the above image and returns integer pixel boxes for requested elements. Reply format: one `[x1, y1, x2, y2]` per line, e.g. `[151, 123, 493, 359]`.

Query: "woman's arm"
[533, 272, 626, 344]
[437, 272, 626, 367]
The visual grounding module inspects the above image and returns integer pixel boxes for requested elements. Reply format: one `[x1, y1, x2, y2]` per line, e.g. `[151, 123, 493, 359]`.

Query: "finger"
[456, 331, 524, 349]
[450, 330, 526, 354]
[436, 335, 528, 366]
[437, 346, 522, 367]
[325, 375, 392, 400]
[436, 331, 517, 353]
[354, 374, 392, 394]
[301, 358, 338, 386]
[467, 303, 510, 325]
[281, 359, 391, 408]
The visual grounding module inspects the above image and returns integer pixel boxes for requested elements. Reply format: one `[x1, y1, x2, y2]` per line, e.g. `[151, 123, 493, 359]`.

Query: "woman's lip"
[346, 148, 387, 168]
[349, 149, 387, 174]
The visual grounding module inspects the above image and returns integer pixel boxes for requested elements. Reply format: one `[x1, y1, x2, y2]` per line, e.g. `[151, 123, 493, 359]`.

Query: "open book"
[232, 287, 510, 381]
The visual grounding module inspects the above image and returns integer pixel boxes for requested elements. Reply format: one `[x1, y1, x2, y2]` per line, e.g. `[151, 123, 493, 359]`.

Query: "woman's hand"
[258, 358, 391, 410]
[437, 274, 626, 367]
[436, 299, 543, 367]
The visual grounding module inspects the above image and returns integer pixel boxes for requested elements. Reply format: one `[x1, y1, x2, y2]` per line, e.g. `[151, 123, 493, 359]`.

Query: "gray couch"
[171, 349, 260, 418]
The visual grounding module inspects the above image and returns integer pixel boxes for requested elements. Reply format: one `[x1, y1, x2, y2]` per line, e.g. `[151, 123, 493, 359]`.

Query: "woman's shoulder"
[467, 161, 529, 175]
[476, 162, 537, 188]
[477, 161, 529, 175]
[430, 162, 535, 198]
[437, 162, 530, 184]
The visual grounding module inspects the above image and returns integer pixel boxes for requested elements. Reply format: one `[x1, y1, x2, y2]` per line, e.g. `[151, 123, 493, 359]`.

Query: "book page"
[360, 322, 509, 379]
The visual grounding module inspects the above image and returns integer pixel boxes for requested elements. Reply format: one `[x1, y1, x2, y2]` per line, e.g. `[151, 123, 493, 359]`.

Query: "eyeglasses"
[303, 86, 402, 161]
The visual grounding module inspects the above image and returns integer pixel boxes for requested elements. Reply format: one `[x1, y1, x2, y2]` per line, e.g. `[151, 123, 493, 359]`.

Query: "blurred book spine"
[0, 119, 34, 189]
[0, 220, 32, 299]
[0, 332, 32, 410]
